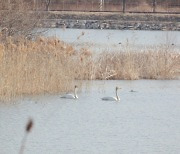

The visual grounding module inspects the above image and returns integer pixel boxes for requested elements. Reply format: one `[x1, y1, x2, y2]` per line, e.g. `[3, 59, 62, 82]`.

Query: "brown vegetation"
[0, 36, 77, 101]
[95, 50, 180, 80]
[0, 35, 179, 101]
[0, 0, 45, 39]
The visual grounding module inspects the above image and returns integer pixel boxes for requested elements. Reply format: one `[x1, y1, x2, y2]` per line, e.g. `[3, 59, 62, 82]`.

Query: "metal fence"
[0, 0, 180, 14]
[34, 0, 180, 13]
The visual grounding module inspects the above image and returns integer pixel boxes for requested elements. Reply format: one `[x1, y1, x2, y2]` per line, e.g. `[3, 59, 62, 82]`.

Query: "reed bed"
[0, 36, 179, 101]
[0, 37, 79, 101]
[95, 49, 180, 80]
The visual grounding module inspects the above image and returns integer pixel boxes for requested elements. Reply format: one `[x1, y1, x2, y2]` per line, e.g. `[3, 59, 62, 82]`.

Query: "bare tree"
[45, 0, 51, 11]
[0, 0, 46, 40]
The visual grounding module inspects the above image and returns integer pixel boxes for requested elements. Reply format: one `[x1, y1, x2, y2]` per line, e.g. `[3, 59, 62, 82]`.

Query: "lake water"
[45, 29, 180, 52]
[0, 80, 180, 154]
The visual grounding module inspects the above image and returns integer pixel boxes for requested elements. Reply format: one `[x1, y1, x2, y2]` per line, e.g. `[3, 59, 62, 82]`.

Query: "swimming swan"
[102, 87, 121, 101]
[60, 85, 78, 99]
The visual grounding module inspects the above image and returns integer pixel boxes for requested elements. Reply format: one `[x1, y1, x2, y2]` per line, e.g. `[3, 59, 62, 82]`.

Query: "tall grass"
[0, 36, 179, 101]
[95, 49, 180, 80]
[0, 37, 78, 101]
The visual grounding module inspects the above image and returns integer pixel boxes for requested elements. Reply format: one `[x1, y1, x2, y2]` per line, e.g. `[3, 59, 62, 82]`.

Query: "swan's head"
[116, 86, 121, 90]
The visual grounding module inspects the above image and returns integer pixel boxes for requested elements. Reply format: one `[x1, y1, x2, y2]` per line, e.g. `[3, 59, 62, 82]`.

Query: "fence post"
[123, 0, 126, 13]
[33, 0, 36, 11]
[63, 0, 64, 11]
[76, 1, 78, 10]
[100, 0, 104, 11]
[153, 0, 156, 13]
[92, 1, 93, 11]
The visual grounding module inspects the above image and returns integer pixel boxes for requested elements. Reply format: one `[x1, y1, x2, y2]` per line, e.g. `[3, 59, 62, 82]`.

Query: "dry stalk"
[19, 118, 33, 154]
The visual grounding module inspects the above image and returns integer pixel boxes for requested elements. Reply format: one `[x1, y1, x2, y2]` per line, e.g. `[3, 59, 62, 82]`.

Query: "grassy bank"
[0, 37, 179, 101]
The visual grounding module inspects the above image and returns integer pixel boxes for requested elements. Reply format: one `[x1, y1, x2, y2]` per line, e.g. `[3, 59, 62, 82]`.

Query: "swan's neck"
[116, 89, 119, 100]
[74, 88, 78, 98]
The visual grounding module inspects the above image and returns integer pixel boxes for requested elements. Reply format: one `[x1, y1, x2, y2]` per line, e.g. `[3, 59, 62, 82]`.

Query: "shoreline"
[41, 11, 180, 31]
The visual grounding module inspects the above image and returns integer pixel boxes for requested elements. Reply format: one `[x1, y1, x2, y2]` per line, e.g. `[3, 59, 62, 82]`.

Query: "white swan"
[102, 87, 121, 101]
[60, 85, 78, 99]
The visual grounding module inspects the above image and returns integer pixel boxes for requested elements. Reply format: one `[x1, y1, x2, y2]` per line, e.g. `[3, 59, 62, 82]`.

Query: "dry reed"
[0, 36, 179, 101]
[0, 36, 79, 101]
[95, 49, 180, 80]
[19, 118, 33, 154]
